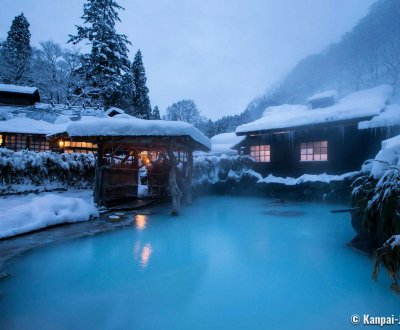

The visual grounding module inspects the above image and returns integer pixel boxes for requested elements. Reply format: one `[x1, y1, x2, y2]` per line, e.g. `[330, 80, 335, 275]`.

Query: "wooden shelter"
[51, 117, 211, 214]
[0, 84, 40, 106]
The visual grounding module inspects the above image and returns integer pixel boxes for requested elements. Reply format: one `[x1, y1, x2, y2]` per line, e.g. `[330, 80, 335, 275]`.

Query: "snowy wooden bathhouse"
[234, 85, 400, 177]
[0, 84, 108, 153]
[50, 116, 211, 213]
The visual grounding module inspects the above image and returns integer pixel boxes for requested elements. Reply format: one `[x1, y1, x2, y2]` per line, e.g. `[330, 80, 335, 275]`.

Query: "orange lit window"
[250, 145, 270, 162]
[300, 141, 328, 161]
[0, 134, 2, 146]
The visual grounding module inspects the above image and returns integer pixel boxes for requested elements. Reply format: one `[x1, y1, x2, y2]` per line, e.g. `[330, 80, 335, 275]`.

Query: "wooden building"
[234, 85, 398, 177]
[50, 117, 211, 214]
[0, 84, 40, 106]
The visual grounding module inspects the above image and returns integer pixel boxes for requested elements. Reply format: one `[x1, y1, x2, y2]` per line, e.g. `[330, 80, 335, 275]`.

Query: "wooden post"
[168, 145, 182, 215]
[93, 142, 104, 205]
[185, 150, 193, 205]
[134, 150, 140, 197]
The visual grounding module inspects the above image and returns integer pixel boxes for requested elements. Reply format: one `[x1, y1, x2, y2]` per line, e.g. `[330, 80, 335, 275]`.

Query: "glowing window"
[300, 141, 328, 161]
[250, 145, 270, 162]
[4, 134, 27, 151]
[0, 134, 2, 146]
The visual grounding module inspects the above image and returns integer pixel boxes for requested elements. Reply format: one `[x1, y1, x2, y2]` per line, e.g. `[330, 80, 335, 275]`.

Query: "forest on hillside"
[0, 0, 398, 137]
[236, 0, 400, 128]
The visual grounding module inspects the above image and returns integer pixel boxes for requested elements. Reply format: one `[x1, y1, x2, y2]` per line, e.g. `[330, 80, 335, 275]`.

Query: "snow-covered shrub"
[373, 235, 400, 293]
[351, 135, 400, 291]
[193, 154, 255, 186]
[0, 148, 95, 194]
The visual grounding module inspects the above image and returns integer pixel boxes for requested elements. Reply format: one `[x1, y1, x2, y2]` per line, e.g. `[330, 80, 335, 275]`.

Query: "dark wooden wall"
[0, 90, 40, 106]
[241, 125, 399, 177]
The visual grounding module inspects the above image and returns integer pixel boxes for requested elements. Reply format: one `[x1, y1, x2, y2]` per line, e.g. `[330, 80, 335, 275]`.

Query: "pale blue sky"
[0, 0, 375, 119]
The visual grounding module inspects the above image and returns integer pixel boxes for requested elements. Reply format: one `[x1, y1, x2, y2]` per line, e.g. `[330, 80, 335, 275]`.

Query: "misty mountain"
[215, 0, 400, 134]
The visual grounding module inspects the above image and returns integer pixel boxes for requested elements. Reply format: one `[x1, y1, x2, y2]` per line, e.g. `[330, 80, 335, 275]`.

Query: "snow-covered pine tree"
[151, 105, 161, 120]
[132, 50, 151, 119]
[68, 0, 132, 108]
[0, 13, 32, 85]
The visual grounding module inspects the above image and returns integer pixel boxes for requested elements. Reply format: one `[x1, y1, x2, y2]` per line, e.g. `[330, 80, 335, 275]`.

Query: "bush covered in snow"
[373, 235, 400, 293]
[351, 135, 400, 291]
[193, 154, 255, 187]
[0, 149, 95, 194]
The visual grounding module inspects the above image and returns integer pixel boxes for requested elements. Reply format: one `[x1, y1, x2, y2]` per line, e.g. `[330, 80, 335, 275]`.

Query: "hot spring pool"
[0, 196, 398, 329]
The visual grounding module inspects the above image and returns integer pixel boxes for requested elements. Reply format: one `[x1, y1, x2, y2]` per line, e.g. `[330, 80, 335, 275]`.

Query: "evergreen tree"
[0, 13, 32, 84]
[68, 0, 131, 107]
[151, 105, 160, 120]
[132, 50, 151, 119]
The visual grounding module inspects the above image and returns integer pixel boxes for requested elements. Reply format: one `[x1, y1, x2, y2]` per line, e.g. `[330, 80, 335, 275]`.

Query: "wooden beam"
[168, 144, 182, 215]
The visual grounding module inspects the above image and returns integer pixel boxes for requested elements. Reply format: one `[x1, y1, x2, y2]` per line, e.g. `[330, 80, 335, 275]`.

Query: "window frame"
[300, 141, 328, 162]
[250, 145, 271, 163]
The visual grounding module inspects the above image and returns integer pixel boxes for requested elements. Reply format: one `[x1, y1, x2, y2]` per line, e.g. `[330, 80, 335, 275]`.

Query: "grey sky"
[0, 0, 375, 119]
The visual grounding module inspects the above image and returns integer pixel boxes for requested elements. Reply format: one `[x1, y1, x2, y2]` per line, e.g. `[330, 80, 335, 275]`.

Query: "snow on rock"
[307, 90, 339, 103]
[236, 85, 393, 134]
[0, 83, 38, 94]
[65, 117, 211, 150]
[0, 117, 68, 135]
[368, 134, 400, 179]
[358, 104, 400, 129]
[0, 193, 98, 239]
[210, 132, 245, 155]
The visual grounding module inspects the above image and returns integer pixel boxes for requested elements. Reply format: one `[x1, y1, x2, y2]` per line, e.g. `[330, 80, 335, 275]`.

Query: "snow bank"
[258, 172, 359, 185]
[210, 132, 245, 155]
[368, 134, 400, 179]
[65, 117, 211, 150]
[236, 85, 393, 134]
[0, 117, 67, 135]
[0, 83, 38, 94]
[0, 193, 98, 239]
[358, 104, 400, 129]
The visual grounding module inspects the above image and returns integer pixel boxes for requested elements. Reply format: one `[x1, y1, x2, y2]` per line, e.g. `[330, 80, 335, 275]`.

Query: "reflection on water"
[141, 243, 152, 269]
[135, 214, 148, 230]
[133, 241, 152, 270]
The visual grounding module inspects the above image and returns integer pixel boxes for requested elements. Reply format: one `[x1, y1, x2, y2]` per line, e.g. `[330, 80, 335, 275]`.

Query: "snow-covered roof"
[105, 107, 125, 116]
[358, 104, 400, 129]
[0, 83, 38, 95]
[0, 102, 107, 123]
[307, 90, 338, 103]
[236, 85, 393, 134]
[64, 117, 211, 150]
[210, 132, 245, 155]
[0, 117, 68, 135]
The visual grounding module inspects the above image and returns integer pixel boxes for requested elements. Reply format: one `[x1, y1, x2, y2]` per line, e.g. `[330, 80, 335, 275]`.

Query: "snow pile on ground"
[0, 192, 98, 239]
[236, 85, 393, 134]
[64, 117, 211, 150]
[226, 169, 359, 185]
[209, 132, 245, 155]
[364, 135, 400, 179]
[358, 104, 400, 129]
[258, 172, 359, 185]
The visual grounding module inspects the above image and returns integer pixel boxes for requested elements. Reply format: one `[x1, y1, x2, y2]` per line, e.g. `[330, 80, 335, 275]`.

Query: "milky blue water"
[0, 196, 398, 330]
